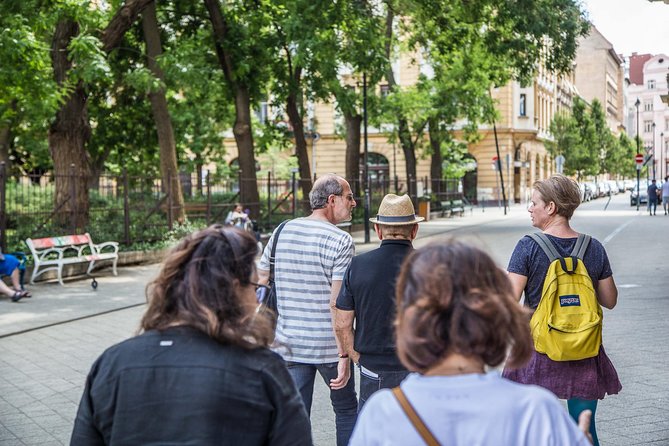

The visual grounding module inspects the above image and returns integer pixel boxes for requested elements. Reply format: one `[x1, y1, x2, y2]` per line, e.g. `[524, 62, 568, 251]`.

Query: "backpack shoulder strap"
[570, 233, 591, 260]
[528, 232, 561, 262]
[391, 387, 441, 446]
[269, 220, 289, 281]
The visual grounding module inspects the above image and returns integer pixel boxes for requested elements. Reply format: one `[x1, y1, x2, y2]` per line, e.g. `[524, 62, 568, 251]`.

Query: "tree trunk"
[0, 124, 12, 172]
[0, 99, 16, 173]
[142, 1, 185, 223]
[49, 18, 91, 230]
[344, 112, 362, 192]
[232, 88, 260, 217]
[286, 92, 312, 211]
[48, 0, 152, 230]
[205, 0, 260, 217]
[384, 8, 417, 196]
[429, 118, 443, 198]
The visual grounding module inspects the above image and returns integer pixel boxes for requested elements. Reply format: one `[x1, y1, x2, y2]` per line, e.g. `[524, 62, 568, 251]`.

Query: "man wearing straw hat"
[334, 194, 423, 409]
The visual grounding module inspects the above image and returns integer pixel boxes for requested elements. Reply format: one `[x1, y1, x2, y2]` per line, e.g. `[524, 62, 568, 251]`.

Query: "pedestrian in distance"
[662, 176, 669, 215]
[335, 193, 422, 409]
[70, 226, 311, 446]
[502, 175, 620, 446]
[647, 179, 659, 215]
[258, 173, 358, 446]
[350, 240, 594, 445]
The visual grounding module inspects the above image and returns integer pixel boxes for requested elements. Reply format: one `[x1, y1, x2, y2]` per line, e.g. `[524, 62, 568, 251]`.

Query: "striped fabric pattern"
[260, 218, 354, 364]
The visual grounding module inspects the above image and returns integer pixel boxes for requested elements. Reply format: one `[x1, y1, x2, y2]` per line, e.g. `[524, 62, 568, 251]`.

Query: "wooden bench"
[25, 233, 119, 286]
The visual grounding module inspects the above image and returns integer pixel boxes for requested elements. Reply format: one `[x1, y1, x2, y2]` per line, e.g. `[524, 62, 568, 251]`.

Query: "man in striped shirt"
[259, 174, 358, 446]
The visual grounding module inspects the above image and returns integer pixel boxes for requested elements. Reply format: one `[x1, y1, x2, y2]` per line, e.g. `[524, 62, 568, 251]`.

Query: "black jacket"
[70, 326, 311, 446]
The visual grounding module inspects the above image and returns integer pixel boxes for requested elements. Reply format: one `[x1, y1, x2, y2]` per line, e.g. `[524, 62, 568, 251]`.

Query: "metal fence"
[0, 165, 463, 252]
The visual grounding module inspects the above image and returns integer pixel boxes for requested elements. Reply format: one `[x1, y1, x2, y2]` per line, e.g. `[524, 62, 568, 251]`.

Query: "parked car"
[578, 183, 591, 202]
[606, 180, 619, 195]
[630, 184, 649, 206]
[585, 181, 598, 200]
[624, 179, 635, 191]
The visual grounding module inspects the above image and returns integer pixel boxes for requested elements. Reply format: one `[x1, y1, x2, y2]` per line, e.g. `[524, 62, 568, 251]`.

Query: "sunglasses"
[251, 281, 271, 304]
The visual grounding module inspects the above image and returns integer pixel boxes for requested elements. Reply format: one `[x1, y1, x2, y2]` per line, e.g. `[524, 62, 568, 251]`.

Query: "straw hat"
[369, 194, 425, 225]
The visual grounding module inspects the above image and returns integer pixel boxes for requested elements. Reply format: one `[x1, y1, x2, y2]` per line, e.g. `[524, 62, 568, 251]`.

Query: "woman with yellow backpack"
[502, 175, 621, 446]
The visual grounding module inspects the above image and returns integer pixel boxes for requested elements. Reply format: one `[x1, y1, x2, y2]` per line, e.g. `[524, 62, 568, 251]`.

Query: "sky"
[583, 0, 669, 56]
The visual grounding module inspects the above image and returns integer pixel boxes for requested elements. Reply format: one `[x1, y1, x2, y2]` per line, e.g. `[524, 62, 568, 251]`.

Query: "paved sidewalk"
[0, 203, 546, 445]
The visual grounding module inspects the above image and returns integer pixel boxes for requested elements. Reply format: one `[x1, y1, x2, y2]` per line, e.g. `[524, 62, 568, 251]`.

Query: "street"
[1, 192, 668, 445]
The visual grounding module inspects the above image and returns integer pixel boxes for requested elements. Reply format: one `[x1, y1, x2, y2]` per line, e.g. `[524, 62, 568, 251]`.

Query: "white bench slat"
[26, 232, 119, 286]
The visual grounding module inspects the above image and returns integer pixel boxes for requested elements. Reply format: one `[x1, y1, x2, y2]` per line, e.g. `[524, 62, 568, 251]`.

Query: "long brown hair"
[141, 225, 273, 348]
[395, 240, 532, 373]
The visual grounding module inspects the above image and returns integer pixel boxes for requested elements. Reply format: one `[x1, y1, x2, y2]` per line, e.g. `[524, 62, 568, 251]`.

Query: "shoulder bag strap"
[570, 233, 591, 260]
[528, 232, 561, 262]
[269, 220, 289, 282]
[391, 387, 441, 446]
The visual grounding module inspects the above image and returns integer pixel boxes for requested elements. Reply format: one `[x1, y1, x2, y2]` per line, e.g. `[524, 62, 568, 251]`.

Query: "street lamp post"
[662, 132, 665, 180]
[636, 98, 641, 211]
[652, 122, 657, 180]
[362, 72, 370, 243]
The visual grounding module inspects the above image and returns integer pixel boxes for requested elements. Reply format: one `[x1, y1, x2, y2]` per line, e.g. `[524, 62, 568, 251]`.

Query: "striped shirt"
[259, 218, 354, 364]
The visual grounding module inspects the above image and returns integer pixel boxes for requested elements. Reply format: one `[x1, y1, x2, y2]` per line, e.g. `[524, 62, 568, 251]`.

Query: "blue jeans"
[358, 365, 410, 410]
[286, 361, 358, 446]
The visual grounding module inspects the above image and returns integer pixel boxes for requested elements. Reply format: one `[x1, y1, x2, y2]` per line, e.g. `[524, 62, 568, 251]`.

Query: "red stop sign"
[635, 153, 644, 164]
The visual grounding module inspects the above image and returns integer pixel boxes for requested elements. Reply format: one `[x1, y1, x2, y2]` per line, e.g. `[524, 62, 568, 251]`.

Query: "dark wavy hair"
[395, 240, 532, 373]
[141, 225, 274, 348]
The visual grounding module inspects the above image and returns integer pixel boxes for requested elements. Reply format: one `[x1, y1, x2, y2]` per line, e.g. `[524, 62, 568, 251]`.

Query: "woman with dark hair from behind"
[70, 226, 311, 446]
[349, 240, 592, 445]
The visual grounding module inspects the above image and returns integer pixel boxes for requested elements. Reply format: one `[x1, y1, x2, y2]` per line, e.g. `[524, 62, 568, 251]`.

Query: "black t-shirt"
[336, 239, 413, 371]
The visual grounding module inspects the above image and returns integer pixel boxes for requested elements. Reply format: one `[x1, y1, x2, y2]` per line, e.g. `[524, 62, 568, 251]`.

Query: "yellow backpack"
[528, 233, 602, 362]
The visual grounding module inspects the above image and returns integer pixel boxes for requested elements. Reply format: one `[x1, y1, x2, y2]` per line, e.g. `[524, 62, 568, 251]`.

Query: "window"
[648, 79, 656, 89]
[379, 84, 390, 97]
[519, 93, 527, 117]
[255, 101, 268, 124]
[645, 120, 654, 133]
[644, 101, 653, 112]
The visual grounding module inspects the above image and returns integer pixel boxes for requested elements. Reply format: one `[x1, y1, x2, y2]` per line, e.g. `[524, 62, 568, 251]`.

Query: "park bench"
[25, 233, 119, 286]
[439, 201, 453, 218]
[440, 199, 474, 218]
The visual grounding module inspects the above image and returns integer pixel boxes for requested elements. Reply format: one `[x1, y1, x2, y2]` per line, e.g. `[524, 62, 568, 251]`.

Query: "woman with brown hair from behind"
[70, 226, 311, 446]
[349, 240, 592, 445]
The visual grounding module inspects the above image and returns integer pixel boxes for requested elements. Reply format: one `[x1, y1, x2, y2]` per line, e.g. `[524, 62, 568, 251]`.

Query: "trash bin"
[418, 199, 430, 221]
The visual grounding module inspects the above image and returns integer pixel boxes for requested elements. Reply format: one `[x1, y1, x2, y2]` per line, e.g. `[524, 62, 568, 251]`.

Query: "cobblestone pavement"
[1, 196, 667, 445]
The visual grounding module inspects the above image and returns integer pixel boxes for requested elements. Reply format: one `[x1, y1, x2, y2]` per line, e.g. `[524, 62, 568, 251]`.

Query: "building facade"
[627, 53, 669, 180]
[573, 25, 625, 133]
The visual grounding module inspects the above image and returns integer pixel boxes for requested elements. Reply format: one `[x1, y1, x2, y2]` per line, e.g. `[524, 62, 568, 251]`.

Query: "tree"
[379, 0, 589, 190]
[49, 0, 153, 228]
[546, 98, 598, 179]
[141, 2, 185, 222]
[204, 0, 273, 217]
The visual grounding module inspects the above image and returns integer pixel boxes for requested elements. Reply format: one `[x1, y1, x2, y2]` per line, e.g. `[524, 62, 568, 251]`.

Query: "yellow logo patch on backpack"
[528, 233, 602, 362]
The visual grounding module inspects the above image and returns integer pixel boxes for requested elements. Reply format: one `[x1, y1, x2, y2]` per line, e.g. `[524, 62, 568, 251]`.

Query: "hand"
[329, 358, 351, 390]
[577, 410, 593, 445]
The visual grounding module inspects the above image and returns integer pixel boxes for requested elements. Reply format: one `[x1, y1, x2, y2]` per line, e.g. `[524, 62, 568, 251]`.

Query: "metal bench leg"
[57, 263, 65, 286]
[112, 258, 118, 276]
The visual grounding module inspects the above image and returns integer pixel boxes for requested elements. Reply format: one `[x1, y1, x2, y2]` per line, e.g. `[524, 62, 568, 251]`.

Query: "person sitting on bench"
[0, 252, 30, 302]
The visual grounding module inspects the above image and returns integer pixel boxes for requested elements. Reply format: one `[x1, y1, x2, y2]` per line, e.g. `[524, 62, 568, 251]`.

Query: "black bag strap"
[269, 220, 289, 282]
